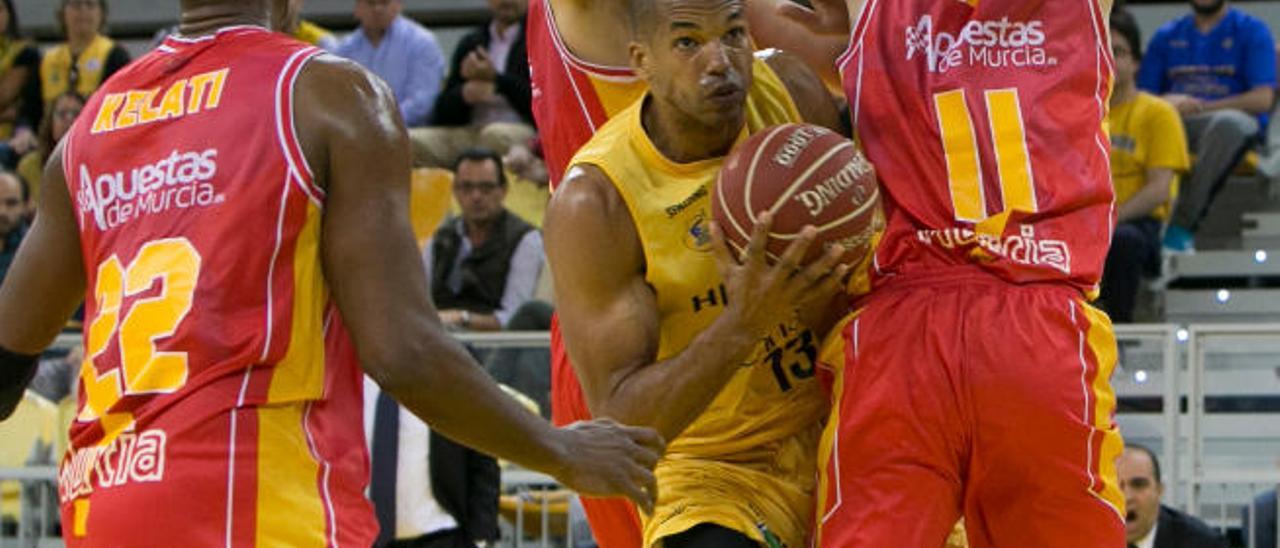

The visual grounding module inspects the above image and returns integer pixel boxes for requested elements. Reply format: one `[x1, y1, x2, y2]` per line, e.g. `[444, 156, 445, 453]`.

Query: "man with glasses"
[425, 148, 543, 332]
[334, 0, 445, 127]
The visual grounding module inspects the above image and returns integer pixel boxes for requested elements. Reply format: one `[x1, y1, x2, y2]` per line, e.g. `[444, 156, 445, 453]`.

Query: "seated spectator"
[1138, 0, 1276, 252]
[364, 377, 500, 548]
[0, 0, 42, 167]
[1100, 10, 1190, 323]
[1119, 444, 1227, 548]
[17, 92, 84, 208]
[333, 0, 445, 127]
[501, 142, 550, 228]
[0, 170, 27, 283]
[284, 0, 337, 50]
[425, 148, 544, 332]
[411, 0, 534, 169]
[41, 0, 131, 112]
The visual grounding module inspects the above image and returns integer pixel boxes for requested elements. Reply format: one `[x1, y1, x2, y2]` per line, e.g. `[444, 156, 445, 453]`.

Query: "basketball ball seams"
[764, 140, 857, 237]
[769, 186, 880, 240]
[741, 125, 793, 228]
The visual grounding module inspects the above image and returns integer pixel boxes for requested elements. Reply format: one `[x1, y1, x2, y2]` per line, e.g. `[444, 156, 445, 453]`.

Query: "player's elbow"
[357, 336, 448, 396]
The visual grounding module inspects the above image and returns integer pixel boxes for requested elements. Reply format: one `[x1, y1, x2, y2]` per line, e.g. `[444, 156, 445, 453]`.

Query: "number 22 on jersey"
[934, 88, 1038, 222]
[79, 238, 201, 443]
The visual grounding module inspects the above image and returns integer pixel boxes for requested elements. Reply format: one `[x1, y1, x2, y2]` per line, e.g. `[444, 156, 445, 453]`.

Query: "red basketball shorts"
[550, 314, 644, 548]
[815, 268, 1125, 547]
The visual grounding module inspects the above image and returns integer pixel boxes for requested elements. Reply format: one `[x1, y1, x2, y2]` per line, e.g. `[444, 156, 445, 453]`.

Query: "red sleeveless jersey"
[840, 0, 1114, 293]
[59, 28, 375, 545]
[527, 0, 645, 188]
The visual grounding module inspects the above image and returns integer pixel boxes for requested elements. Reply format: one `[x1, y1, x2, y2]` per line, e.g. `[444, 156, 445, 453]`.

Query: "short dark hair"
[1127, 443, 1162, 485]
[0, 169, 27, 202]
[629, 0, 660, 37]
[57, 0, 109, 35]
[1110, 8, 1143, 61]
[453, 147, 507, 187]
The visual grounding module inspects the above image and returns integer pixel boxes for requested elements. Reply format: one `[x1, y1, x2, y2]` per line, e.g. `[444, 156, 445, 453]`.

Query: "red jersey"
[60, 27, 374, 545]
[840, 0, 1114, 293]
[527, 0, 645, 188]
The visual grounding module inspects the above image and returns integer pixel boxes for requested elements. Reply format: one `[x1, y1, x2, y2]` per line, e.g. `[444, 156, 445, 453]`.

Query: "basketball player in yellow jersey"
[544, 1, 850, 546]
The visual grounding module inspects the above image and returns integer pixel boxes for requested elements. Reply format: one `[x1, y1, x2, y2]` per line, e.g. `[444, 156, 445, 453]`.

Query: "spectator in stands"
[284, 0, 338, 50]
[17, 92, 83, 209]
[1245, 487, 1277, 548]
[1138, 0, 1276, 253]
[333, 0, 445, 127]
[0, 0, 42, 168]
[0, 170, 27, 283]
[1119, 444, 1228, 548]
[42, 0, 130, 112]
[425, 148, 543, 332]
[364, 377, 500, 548]
[1100, 10, 1190, 323]
[412, 0, 533, 169]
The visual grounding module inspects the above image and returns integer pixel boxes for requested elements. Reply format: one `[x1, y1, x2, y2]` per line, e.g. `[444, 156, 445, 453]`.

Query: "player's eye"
[724, 27, 748, 44]
[674, 36, 700, 51]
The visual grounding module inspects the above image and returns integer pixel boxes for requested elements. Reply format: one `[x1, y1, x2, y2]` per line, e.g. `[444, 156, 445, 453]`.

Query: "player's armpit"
[761, 49, 845, 136]
[0, 141, 87, 356]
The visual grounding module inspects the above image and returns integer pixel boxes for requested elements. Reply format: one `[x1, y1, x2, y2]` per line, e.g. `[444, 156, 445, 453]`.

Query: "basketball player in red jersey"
[0, 0, 664, 545]
[528, 3, 840, 546]
[759, 0, 1127, 546]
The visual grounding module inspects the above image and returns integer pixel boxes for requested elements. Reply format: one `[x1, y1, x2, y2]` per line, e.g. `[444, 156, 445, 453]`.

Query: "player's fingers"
[629, 462, 659, 515]
[744, 211, 774, 265]
[775, 225, 817, 276]
[624, 425, 667, 456]
[798, 242, 846, 287]
[708, 221, 742, 272]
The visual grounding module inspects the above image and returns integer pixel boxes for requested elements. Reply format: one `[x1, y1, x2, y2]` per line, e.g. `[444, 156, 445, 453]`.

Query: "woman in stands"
[41, 0, 130, 115]
[17, 92, 84, 209]
[0, 0, 42, 169]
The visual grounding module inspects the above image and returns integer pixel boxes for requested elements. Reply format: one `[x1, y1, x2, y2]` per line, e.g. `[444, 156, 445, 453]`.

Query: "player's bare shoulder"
[546, 0, 632, 67]
[545, 164, 644, 270]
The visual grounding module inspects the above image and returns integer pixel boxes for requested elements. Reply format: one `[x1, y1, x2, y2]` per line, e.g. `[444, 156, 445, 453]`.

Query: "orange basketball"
[713, 123, 882, 265]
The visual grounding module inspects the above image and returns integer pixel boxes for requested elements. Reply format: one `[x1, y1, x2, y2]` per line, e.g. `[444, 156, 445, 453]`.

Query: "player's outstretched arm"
[294, 55, 663, 511]
[546, 167, 850, 442]
[0, 141, 87, 419]
[746, 0, 853, 87]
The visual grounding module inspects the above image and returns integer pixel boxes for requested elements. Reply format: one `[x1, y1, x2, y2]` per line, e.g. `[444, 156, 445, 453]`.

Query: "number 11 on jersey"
[934, 88, 1038, 223]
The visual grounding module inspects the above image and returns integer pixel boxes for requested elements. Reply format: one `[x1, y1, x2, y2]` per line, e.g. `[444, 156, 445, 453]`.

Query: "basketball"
[713, 123, 882, 265]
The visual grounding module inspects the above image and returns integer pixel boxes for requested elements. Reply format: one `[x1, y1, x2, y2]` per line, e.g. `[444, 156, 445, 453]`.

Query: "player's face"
[1190, 0, 1227, 16]
[487, 0, 526, 26]
[0, 175, 23, 235]
[355, 0, 401, 34]
[1117, 449, 1163, 543]
[634, 0, 754, 129]
[453, 159, 508, 226]
[1110, 30, 1137, 89]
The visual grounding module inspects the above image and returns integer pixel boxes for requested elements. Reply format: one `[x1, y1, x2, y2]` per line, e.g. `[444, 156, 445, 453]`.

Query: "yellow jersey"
[41, 35, 116, 106]
[1109, 92, 1190, 221]
[569, 55, 827, 548]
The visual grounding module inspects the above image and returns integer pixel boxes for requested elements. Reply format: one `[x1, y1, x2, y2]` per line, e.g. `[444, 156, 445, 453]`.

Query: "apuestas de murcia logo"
[77, 149, 225, 231]
[906, 15, 1057, 74]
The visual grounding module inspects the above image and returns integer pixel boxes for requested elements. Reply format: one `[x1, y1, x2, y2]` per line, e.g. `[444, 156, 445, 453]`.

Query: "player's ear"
[629, 41, 651, 79]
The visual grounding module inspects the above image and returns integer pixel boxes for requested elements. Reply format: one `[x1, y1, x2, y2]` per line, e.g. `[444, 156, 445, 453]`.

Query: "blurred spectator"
[1100, 10, 1190, 322]
[333, 0, 445, 127]
[1138, 0, 1276, 252]
[0, 0, 41, 167]
[411, 0, 533, 169]
[425, 148, 543, 331]
[0, 170, 27, 283]
[500, 142, 549, 228]
[1119, 444, 1227, 548]
[17, 91, 84, 209]
[364, 377, 500, 548]
[284, 0, 338, 50]
[42, 0, 131, 111]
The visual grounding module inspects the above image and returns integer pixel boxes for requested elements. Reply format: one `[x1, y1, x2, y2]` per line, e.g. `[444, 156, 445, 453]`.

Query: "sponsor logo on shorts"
[59, 429, 168, 502]
[906, 15, 1057, 74]
[76, 148, 225, 231]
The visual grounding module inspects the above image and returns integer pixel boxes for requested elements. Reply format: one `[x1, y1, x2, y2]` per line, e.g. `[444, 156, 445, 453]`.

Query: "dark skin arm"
[545, 166, 848, 442]
[295, 55, 662, 510]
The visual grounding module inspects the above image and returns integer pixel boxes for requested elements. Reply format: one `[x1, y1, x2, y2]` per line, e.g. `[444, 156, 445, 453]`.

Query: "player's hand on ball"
[552, 419, 665, 514]
[711, 212, 852, 338]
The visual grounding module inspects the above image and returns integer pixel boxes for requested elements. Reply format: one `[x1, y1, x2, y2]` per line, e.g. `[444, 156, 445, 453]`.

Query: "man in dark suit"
[367, 379, 501, 548]
[1119, 444, 1227, 548]
[411, 0, 535, 168]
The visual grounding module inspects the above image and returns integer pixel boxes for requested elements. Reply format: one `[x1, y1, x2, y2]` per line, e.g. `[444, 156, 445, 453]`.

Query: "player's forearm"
[365, 325, 569, 478]
[592, 313, 761, 441]
[1203, 87, 1275, 115]
[1116, 169, 1174, 224]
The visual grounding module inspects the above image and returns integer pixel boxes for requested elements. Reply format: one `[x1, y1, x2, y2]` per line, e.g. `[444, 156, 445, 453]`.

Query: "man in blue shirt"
[1139, 0, 1276, 252]
[334, 0, 446, 127]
